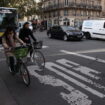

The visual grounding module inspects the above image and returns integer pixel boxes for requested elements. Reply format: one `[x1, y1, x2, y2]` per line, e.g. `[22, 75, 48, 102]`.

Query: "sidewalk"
[0, 78, 18, 105]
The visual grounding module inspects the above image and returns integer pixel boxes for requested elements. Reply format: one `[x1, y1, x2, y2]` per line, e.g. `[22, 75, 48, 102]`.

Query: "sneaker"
[9, 67, 15, 75]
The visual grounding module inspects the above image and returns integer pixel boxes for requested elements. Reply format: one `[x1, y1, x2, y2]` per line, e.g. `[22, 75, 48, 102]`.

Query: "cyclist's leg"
[7, 52, 16, 73]
[8, 56, 15, 72]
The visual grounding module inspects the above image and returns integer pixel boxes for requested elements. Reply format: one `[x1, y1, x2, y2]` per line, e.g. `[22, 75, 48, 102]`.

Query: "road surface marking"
[56, 59, 105, 90]
[56, 59, 100, 79]
[75, 48, 105, 54]
[0, 58, 6, 62]
[28, 66, 92, 105]
[0, 46, 3, 51]
[61, 50, 105, 63]
[45, 62, 105, 98]
[42, 45, 48, 48]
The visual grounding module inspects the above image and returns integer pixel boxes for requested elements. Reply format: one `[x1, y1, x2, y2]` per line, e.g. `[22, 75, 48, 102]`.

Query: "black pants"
[28, 46, 33, 57]
[9, 56, 15, 72]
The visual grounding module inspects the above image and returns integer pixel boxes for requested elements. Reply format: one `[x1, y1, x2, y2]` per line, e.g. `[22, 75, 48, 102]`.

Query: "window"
[64, 10, 68, 16]
[65, 0, 69, 5]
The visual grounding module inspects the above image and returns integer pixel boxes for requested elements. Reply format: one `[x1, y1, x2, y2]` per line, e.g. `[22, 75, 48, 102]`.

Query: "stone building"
[42, 0, 104, 28]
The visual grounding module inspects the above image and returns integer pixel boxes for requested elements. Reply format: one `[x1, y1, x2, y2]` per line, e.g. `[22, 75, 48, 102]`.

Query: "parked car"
[47, 26, 84, 41]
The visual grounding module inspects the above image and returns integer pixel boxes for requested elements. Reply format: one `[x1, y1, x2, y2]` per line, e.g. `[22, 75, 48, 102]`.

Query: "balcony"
[43, 2, 102, 12]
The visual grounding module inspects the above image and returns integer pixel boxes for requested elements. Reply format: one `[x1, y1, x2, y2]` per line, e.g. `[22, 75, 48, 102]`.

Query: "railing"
[43, 2, 102, 11]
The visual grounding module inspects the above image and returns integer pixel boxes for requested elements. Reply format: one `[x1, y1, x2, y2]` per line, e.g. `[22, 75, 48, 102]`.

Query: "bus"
[0, 7, 18, 43]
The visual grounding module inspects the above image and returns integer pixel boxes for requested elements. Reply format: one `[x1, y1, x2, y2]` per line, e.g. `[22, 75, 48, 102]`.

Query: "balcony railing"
[43, 2, 102, 11]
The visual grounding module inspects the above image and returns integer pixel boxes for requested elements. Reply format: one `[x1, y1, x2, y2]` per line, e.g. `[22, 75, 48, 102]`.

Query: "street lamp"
[58, 0, 59, 25]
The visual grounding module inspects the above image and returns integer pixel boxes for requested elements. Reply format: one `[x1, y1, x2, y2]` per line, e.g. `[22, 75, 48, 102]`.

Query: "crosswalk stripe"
[56, 59, 100, 79]
[28, 66, 92, 105]
[60, 50, 105, 64]
[45, 62, 105, 98]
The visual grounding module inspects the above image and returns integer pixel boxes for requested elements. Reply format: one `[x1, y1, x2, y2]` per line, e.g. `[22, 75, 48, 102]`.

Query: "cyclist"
[2, 27, 25, 74]
[19, 22, 36, 44]
[19, 22, 37, 57]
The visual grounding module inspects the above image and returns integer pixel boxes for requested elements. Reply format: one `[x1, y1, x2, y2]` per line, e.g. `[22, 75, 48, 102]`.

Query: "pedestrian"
[32, 19, 37, 32]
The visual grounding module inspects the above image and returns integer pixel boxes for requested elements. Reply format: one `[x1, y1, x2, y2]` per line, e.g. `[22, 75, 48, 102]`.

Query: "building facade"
[42, 0, 103, 28]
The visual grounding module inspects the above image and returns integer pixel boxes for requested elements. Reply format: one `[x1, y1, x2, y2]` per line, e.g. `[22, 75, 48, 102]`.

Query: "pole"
[58, 0, 59, 25]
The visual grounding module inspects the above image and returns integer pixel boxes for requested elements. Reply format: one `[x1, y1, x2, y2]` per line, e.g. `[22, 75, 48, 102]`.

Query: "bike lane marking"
[28, 65, 92, 105]
[56, 59, 100, 79]
[56, 59, 105, 90]
[46, 62, 105, 98]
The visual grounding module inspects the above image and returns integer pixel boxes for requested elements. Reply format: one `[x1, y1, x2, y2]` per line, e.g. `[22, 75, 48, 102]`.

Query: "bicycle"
[6, 46, 30, 86]
[28, 41, 45, 71]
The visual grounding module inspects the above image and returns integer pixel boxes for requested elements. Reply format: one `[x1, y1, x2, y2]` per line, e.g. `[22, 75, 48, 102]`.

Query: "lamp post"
[58, 0, 59, 25]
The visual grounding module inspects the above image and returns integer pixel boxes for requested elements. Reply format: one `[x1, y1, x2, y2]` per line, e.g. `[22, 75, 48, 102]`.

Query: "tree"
[0, 0, 37, 19]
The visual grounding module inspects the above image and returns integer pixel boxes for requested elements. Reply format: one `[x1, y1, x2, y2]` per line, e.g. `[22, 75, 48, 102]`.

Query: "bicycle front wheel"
[32, 50, 45, 71]
[20, 62, 30, 86]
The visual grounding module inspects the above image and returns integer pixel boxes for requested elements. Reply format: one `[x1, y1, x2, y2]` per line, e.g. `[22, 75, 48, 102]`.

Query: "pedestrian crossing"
[28, 52, 105, 105]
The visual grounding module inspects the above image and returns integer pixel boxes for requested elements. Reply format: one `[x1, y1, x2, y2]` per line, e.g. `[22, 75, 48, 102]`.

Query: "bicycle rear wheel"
[32, 50, 45, 71]
[20, 62, 30, 86]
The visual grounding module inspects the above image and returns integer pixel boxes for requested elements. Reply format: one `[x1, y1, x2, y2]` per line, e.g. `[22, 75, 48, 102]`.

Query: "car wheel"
[63, 35, 68, 41]
[85, 33, 91, 39]
[47, 33, 52, 38]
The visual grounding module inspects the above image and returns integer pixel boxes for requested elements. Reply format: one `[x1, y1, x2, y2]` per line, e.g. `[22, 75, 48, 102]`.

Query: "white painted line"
[0, 47, 3, 50]
[75, 48, 105, 54]
[56, 59, 100, 79]
[45, 62, 105, 98]
[56, 59, 105, 90]
[42, 45, 48, 48]
[61, 50, 105, 64]
[0, 58, 6, 62]
[29, 67, 92, 105]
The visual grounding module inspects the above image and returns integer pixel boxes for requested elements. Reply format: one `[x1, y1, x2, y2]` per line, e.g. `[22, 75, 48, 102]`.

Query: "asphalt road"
[0, 31, 105, 105]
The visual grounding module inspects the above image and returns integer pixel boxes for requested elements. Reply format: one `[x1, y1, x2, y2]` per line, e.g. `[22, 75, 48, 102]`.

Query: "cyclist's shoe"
[9, 67, 15, 75]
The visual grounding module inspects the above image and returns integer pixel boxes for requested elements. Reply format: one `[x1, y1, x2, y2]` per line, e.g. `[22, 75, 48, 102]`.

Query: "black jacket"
[19, 28, 36, 43]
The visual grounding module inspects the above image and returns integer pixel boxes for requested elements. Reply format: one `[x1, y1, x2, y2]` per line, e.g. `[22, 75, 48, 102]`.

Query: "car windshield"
[61, 26, 78, 31]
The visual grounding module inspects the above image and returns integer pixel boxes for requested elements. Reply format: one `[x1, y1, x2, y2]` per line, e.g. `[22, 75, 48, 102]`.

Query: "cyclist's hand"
[21, 42, 26, 46]
[5, 47, 12, 51]
[23, 43, 26, 46]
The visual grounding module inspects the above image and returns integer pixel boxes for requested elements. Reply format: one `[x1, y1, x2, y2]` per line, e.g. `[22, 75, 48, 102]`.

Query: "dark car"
[47, 26, 84, 41]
